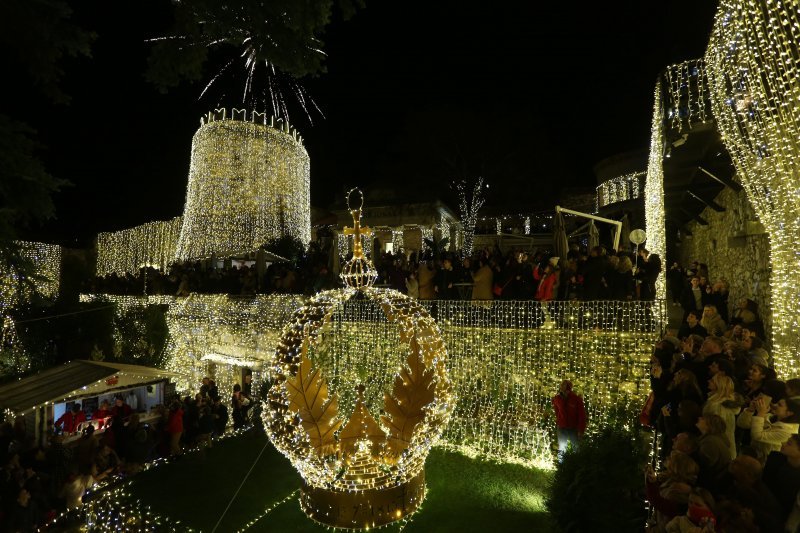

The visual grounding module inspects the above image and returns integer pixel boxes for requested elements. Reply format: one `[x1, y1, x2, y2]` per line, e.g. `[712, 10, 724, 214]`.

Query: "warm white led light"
[705, 0, 800, 374]
[96, 218, 182, 276]
[175, 109, 310, 261]
[84, 294, 661, 467]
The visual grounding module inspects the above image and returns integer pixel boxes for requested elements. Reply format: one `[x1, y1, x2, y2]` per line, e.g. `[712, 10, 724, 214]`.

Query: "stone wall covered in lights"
[176, 110, 311, 261]
[84, 294, 660, 465]
[705, 0, 800, 376]
[676, 186, 771, 342]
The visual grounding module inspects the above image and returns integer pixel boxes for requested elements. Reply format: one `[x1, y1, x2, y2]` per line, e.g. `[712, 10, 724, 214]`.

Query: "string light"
[644, 84, 667, 301]
[436, 219, 452, 250]
[175, 108, 310, 261]
[705, 0, 800, 374]
[83, 293, 662, 468]
[456, 177, 486, 257]
[1, 241, 61, 312]
[337, 232, 350, 259]
[37, 482, 185, 532]
[420, 227, 434, 252]
[392, 229, 404, 253]
[0, 316, 29, 376]
[40, 427, 254, 532]
[262, 284, 451, 529]
[664, 59, 711, 131]
[96, 217, 183, 276]
[256, 197, 451, 528]
[596, 171, 645, 211]
[236, 489, 300, 531]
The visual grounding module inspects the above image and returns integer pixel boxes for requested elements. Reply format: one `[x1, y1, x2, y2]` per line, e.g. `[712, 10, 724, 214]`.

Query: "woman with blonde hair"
[645, 450, 700, 529]
[703, 373, 741, 459]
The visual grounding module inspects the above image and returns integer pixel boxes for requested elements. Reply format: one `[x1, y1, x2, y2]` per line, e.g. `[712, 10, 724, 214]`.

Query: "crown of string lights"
[705, 0, 800, 374]
[96, 217, 182, 276]
[263, 286, 453, 528]
[175, 108, 310, 262]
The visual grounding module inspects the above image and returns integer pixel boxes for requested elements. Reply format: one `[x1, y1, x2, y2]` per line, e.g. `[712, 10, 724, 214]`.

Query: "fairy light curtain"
[705, 0, 800, 375]
[175, 109, 310, 261]
[85, 294, 662, 466]
[96, 217, 182, 276]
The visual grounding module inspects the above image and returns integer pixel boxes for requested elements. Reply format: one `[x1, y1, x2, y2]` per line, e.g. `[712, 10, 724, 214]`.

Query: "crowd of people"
[89, 242, 664, 304]
[88, 259, 336, 298]
[0, 376, 247, 531]
[643, 260, 796, 532]
[376, 244, 661, 302]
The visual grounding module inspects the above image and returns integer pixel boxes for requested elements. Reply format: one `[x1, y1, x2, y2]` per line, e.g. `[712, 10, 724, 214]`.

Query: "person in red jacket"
[552, 380, 587, 456]
[55, 403, 86, 435]
[535, 262, 559, 302]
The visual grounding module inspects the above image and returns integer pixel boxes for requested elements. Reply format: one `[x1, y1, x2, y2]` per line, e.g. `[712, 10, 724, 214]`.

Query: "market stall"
[0, 360, 181, 446]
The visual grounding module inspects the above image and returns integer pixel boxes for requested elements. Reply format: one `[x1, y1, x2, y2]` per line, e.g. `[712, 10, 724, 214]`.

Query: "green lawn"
[128, 430, 555, 532]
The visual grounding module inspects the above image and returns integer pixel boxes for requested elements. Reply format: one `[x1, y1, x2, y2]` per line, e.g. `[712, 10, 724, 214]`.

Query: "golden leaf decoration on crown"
[338, 385, 387, 461]
[381, 335, 436, 461]
[284, 338, 342, 457]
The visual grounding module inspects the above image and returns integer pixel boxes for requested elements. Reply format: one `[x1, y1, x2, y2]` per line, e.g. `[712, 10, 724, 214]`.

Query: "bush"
[546, 426, 647, 532]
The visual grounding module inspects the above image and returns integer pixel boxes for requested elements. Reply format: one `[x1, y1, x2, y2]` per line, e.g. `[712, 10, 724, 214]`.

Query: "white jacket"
[703, 398, 740, 460]
[738, 409, 800, 460]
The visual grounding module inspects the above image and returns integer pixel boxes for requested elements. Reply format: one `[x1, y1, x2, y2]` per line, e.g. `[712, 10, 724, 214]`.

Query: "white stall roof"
[0, 360, 181, 414]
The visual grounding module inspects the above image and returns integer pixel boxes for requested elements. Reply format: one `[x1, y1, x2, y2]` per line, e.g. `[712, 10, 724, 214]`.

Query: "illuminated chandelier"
[262, 189, 454, 529]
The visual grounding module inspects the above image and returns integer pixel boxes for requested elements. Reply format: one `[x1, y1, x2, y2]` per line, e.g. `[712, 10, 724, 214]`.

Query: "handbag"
[639, 391, 655, 427]
[493, 279, 511, 297]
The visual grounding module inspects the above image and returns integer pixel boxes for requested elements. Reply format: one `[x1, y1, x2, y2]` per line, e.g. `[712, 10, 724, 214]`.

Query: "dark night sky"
[5, 0, 718, 245]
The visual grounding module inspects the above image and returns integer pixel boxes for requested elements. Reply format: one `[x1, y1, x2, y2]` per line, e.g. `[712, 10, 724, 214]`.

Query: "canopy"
[588, 220, 600, 250]
[552, 211, 569, 260]
[0, 360, 181, 415]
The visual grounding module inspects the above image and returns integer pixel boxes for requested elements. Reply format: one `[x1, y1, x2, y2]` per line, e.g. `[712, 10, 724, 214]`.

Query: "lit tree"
[705, 0, 800, 374]
[0, 316, 28, 377]
[455, 177, 486, 257]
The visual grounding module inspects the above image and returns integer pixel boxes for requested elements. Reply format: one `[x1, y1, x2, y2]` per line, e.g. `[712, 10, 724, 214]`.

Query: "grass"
[127, 430, 555, 532]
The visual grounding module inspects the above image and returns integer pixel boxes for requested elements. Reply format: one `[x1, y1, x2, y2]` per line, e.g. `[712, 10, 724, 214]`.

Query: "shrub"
[546, 426, 647, 532]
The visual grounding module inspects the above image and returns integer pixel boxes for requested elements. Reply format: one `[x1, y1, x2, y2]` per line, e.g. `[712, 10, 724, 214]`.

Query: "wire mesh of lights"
[175, 109, 310, 262]
[96, 217, 183, 276]
[705, 0, 800, 375]
[83, 293, 662, 466]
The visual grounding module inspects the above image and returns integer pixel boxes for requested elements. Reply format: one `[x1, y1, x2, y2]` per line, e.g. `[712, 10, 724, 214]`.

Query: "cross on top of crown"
[343, 188, 372, 259]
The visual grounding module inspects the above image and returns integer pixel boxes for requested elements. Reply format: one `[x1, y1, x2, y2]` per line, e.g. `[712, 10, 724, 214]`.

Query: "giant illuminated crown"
[262, 189, 453, 529]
